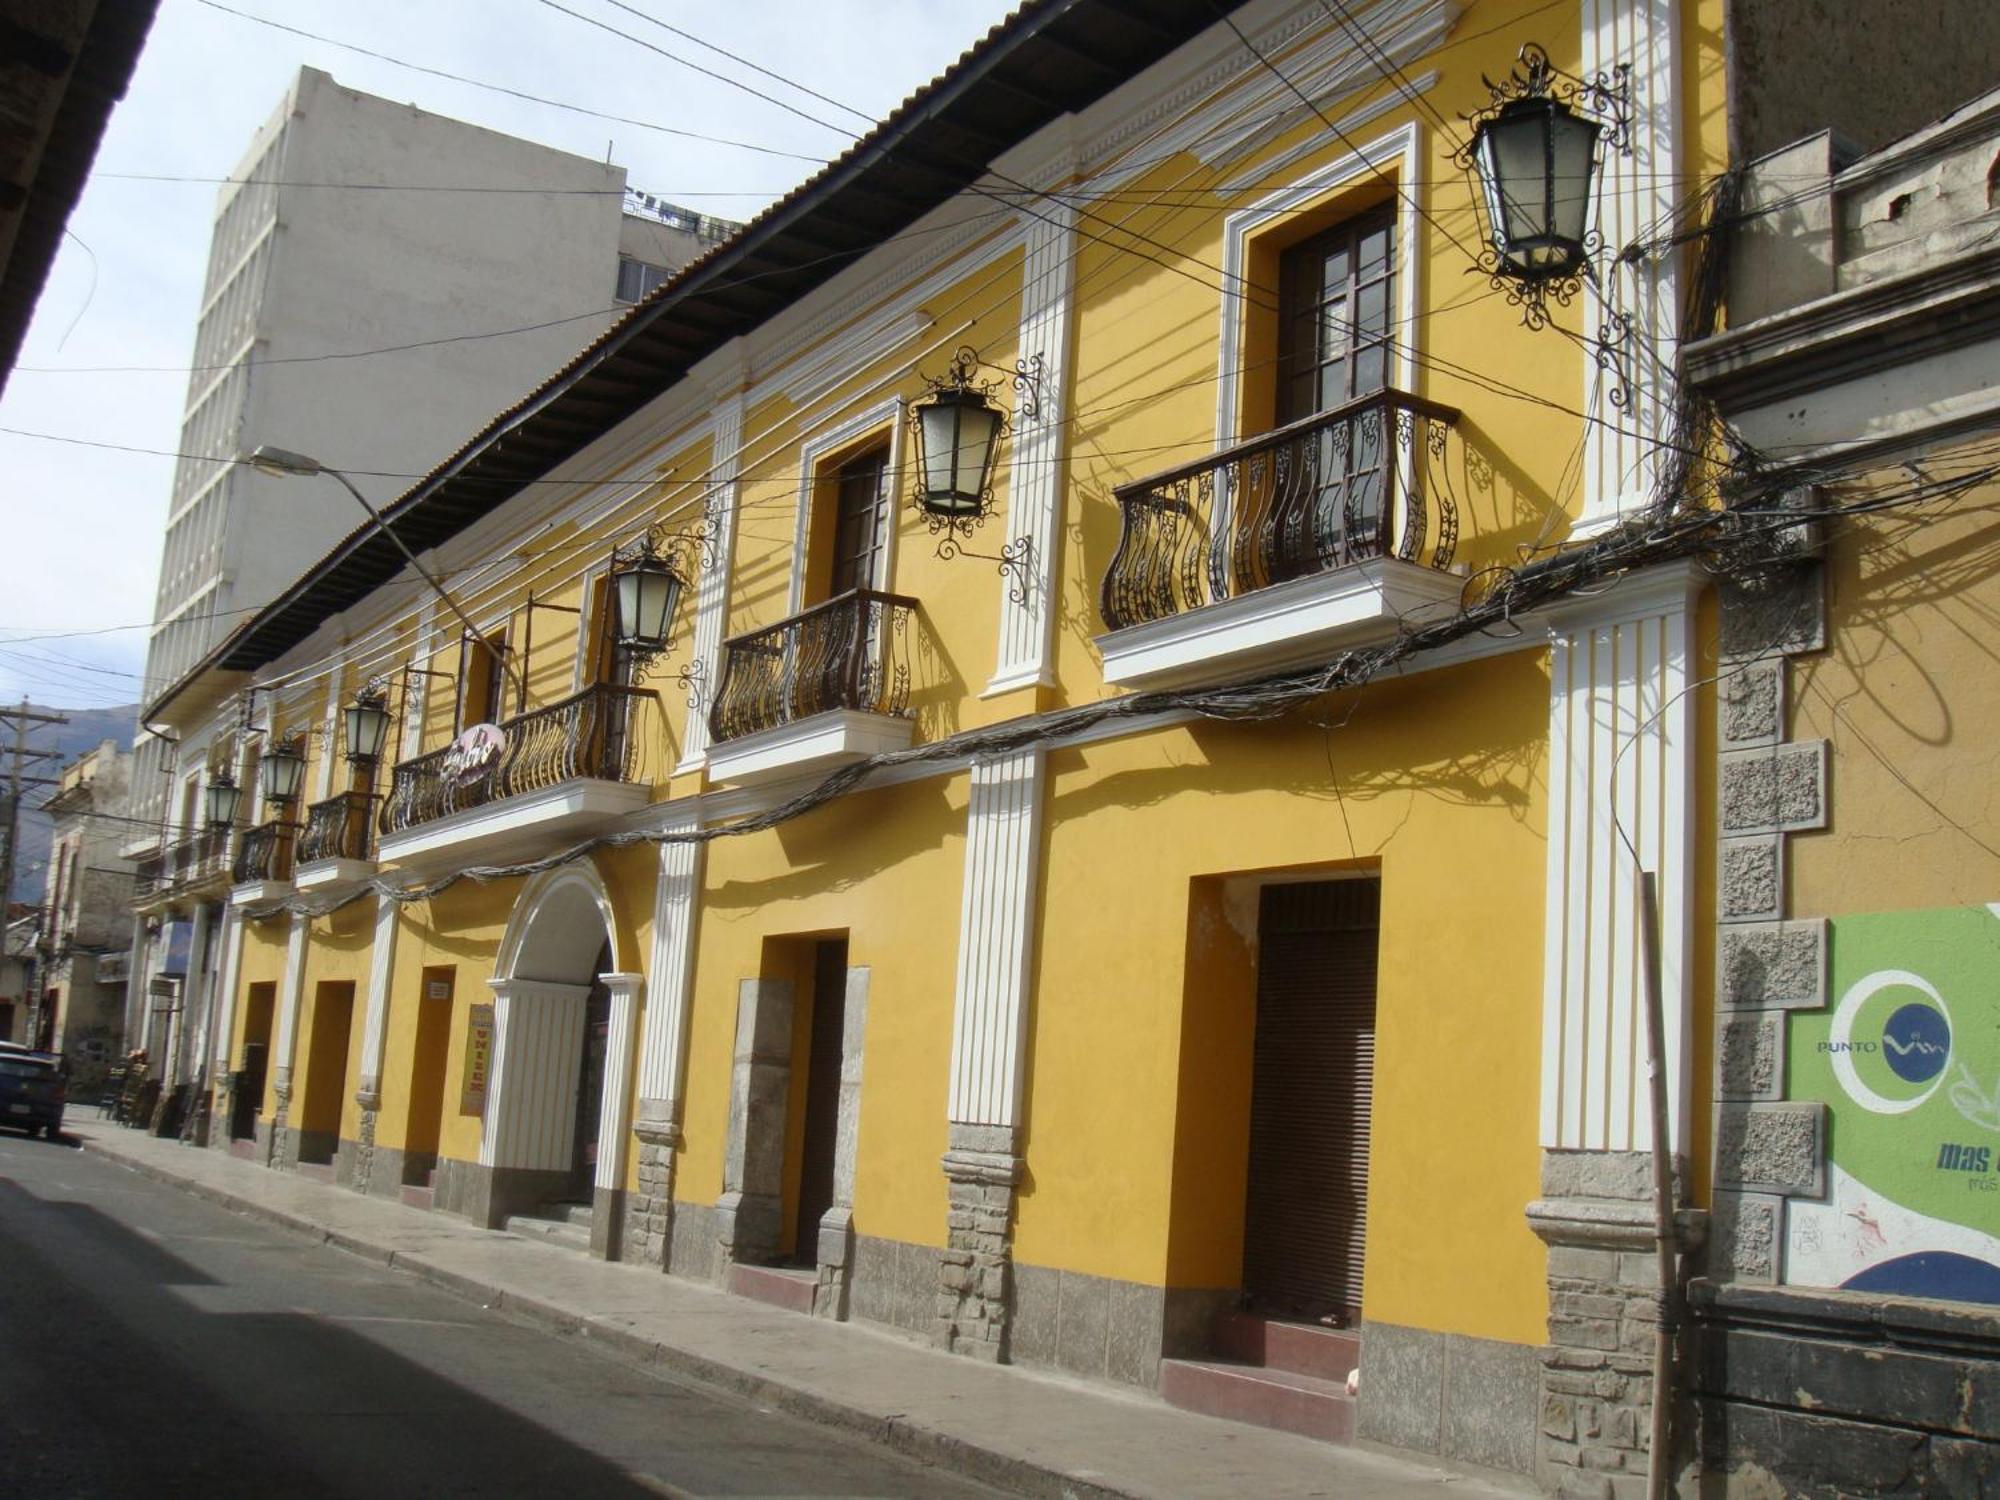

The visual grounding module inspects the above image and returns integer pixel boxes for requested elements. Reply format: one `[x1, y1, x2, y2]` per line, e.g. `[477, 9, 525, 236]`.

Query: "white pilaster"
[594, 972, 644, 1191]
[177, 903, 214, 1088]
[1578, 0, 1680, 529]
[271, 912, 311, 1096]
[675, 394, 745, 773]
[1540, 563, 1699, 1154]
[634, 815, 703, 1128]
[945, 749, 1046, 1126]
[354, 893, 398, 1102]
[985, 202, 1076, 696]
[205, 907, 245, 1084]
[480, 977, 589, 1171]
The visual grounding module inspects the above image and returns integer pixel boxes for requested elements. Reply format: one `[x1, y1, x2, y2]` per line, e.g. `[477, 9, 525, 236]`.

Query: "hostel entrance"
[1241, 877, 1380, 1326]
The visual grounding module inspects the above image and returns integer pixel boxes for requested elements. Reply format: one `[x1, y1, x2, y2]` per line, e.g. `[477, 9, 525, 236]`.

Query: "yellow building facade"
[135, 0, 1747, 1480]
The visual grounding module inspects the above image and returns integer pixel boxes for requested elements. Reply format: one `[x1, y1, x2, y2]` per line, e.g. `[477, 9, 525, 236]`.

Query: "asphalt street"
[0, 1129, 1012, 1498]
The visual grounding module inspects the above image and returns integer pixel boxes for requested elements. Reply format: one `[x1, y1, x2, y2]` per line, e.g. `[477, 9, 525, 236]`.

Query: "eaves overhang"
[0, 0, 160, 396]
[150, 0, 1256, 722]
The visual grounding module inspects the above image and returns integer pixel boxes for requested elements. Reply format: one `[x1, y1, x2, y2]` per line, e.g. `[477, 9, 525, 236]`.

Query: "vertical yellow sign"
[460, 1003, 493, 1115]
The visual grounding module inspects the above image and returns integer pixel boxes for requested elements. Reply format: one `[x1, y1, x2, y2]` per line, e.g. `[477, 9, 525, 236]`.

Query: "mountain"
[4, 703, 142, 905]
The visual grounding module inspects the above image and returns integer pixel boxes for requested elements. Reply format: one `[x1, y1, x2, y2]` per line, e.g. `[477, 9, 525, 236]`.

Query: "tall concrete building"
[122, 67, 731, 1107]
[132, 65, 731, 837]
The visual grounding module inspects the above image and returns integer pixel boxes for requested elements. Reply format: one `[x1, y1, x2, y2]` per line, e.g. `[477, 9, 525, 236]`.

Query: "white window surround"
[704, 707, 916, 789]
[1214, 121, 1421, 450]
[570, 558, 610, 695]
[787, 396, 906, 615]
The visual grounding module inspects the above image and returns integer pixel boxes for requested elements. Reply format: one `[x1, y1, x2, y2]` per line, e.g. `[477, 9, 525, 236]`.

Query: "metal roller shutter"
[1241, 878, 1380, 1324]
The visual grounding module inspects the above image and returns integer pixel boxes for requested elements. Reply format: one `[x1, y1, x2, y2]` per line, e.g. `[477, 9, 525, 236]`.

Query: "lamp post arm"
[321, 467, 526, 706]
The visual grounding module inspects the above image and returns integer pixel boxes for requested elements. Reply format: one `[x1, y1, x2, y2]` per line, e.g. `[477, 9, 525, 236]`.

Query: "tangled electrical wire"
[230, 164, 1998, 925]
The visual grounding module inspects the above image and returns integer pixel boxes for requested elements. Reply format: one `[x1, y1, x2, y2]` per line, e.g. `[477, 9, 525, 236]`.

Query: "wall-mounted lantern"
[1457, 44, 1630, 328]
[911, 350, 1006, 525]
[606, 520, 710, 683]
[612, 540, 686, 657]
[204, 771, 242, 830]
[260, 738, 306, 805]
[344, 689, 392, 767]
[908, 346, 1043, 600]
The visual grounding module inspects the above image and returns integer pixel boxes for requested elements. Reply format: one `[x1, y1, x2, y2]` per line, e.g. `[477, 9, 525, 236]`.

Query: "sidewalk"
[68, 1121, 1527, 1500]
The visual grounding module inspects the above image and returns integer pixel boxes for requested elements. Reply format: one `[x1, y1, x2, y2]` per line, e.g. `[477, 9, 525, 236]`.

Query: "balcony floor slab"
[706, 708, 916, 787]
[230, 880, 294, 908]
[294, 858, 377, 895]
[376, 777, 652, 876]
[1095, 556, 1462, 692]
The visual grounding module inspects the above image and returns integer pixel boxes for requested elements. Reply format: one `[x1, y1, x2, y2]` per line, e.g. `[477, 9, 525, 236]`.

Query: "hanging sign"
[460, 1003, 494, 1115]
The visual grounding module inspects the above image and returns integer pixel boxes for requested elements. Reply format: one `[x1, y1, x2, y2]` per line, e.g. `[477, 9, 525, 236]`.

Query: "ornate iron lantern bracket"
[1453, 42, 1633, 330]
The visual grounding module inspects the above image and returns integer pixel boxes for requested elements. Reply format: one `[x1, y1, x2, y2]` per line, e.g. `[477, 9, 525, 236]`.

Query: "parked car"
[0, 1050, 66, 1138]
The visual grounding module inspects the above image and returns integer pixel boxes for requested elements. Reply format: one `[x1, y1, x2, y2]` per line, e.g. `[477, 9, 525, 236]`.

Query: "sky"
[0, 0, 1020, 714]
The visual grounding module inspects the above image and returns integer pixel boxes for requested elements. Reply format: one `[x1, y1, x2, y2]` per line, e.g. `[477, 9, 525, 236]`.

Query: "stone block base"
[623, 1135, 677, 1268]
[1354, 1320, 1538, 1476]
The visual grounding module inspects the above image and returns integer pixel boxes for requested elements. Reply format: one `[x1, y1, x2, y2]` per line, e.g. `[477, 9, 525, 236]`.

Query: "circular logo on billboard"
[1827, 970, 1954, 1115]
[1881, 1000, 1951, 1083]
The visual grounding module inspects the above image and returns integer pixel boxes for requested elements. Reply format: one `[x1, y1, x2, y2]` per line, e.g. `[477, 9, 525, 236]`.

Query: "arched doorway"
[470, 864, 641, 1253]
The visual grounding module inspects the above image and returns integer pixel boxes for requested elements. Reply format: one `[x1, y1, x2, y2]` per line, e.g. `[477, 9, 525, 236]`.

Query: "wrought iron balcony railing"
[379, 682, 649, 836]
[708, 588, 918, 745]
[136, 826, 237, 902]
[1100, 388, 1461, 632]
[298, 790, 376, 865]
[233, 820, 296, 885]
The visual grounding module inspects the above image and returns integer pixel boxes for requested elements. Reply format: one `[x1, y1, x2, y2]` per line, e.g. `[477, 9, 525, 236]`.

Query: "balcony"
[1096, 389, 1465, 690]
[230, 820, 296, 905]
[134, 827, 236, 911]
[706, 588, 919, 786]
[294, 790, 378, 895]
[375, 682, 653, 871]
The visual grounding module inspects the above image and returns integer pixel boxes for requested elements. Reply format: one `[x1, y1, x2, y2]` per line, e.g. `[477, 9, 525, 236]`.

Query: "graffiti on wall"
[1784, 905, 2000, 1305]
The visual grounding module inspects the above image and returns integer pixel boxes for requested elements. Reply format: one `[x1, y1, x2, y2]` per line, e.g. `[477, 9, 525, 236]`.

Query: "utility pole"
[1, 699, 69, 1049]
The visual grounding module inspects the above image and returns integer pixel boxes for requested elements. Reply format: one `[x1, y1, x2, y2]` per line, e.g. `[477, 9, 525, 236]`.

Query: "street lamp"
[243, 444, 524, 703]
[203, 771, 242, 830]
[259, 738, 305, 804]
[343, 690, 392, 767]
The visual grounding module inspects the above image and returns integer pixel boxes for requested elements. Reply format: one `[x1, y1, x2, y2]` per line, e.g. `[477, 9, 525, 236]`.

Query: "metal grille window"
[1272, 213, 1396, 580]
[828, 447, 891, 598]
[1278, 211, 1395, 421]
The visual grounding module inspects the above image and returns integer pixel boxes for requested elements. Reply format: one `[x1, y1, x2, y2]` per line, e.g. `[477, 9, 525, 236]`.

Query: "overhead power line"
[191, 0, 829, 164]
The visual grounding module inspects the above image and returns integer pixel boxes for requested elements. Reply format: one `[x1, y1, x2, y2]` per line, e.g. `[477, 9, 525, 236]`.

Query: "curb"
[76, 1133, 1137, 1500]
